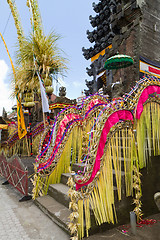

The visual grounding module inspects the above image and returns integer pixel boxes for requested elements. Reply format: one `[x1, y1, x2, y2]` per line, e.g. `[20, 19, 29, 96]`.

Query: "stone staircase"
[35, 173, 71, 234]
[34, 162, 126, 235]
[34, 131, 160, 236]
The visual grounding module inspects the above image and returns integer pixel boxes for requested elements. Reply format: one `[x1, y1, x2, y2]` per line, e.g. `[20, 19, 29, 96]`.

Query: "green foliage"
[12, 31, 67, 94]
[7, 0, 68, 97]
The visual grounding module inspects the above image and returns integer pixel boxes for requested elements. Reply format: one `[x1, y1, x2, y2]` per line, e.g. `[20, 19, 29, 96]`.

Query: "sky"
[0, 0, 99, 115]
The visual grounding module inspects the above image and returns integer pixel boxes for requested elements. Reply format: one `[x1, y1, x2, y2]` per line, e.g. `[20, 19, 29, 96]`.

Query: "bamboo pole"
[25, 135, 30, 157]
[43, 112, 46, 129]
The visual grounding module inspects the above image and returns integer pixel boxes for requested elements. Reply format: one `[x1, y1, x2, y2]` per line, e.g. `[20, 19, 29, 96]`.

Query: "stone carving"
[104, 82, 124, 99]
[84, 79, 94, 96]
[111, 82, 124, 98]
[102, 84, 111, 98]
[2, 108, 7, 118]
[86, 67, 94, 77]
[59, 87, 66, 97]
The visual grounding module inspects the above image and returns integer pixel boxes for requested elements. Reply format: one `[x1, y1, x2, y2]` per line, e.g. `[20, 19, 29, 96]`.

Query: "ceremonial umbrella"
[104, 54, 134, 70]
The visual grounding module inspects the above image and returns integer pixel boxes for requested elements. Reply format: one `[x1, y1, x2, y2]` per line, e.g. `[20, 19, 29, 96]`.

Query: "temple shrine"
[83, 0, 160, 96]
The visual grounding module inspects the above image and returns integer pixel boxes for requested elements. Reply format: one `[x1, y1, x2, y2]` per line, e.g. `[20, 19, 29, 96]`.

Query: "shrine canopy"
[104, 54, 134, 70]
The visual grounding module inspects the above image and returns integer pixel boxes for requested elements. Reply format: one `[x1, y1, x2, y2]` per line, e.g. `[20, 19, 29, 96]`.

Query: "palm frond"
[12, 30, 68, 97]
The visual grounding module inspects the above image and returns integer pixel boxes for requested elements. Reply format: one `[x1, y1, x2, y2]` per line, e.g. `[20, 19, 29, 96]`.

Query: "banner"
[37, 71, 49, 113]
[16, 94, 27, 139]
[140, 56, 160, 78]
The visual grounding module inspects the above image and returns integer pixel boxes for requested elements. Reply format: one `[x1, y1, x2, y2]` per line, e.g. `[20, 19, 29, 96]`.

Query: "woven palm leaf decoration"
[31, 75, 160, 239]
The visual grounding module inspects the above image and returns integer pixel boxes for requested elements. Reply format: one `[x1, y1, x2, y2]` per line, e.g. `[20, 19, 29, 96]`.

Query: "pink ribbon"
[85, 99, 107, 116]
[38, 113, 81, 170]
[76, 110, 133, 190]
[136, 85, 160, 119]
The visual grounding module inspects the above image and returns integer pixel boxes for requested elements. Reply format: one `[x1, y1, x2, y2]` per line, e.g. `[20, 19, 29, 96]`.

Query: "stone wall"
[139, 0, 160, 63]
[141, 156, 160, 217]
[99, 0, 141, 93]
[111, 20, 140, 91]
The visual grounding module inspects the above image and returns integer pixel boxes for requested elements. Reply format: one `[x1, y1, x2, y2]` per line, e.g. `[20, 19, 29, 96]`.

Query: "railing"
[0, 152, 28, 196]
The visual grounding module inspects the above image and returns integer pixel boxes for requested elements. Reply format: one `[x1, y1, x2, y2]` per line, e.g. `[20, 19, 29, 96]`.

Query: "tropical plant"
[13, 31, 67, 94]
[7, 0, 67, 97]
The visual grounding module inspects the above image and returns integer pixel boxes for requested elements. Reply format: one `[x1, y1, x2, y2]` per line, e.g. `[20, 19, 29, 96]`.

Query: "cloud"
[0, 60, 15, 115]
[72, 81, 83, 88]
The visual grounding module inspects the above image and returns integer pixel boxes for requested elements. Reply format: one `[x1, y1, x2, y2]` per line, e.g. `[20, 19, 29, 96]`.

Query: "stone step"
[61, 172, 120, 198]
[72, 160, 129, 174]
[113, 186, 118, 191]
[73, 157, 131, 170]
[60, 170, 124, 192]
[48, 183, 70, 208]
[113, 169, 125, 176]
[72, 162, 88, 172]
[35, 194, 71, 234]
[72, 163, 126, 190]
[116, 157, 131, 162]
[61, 173, 71, 185]
[112, 169, 125, 186]
[111, 157, 131, 171]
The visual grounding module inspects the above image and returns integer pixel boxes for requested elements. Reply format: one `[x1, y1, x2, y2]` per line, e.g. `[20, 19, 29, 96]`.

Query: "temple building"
[83, 0, 160, 96]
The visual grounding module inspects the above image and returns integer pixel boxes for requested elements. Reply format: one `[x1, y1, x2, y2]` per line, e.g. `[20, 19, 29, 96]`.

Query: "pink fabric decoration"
[136, 85, 160, 119]
[76, 110, 133, 190]
[85, 99, 106, 117]
[38, 113, 81, 170]
[53, 113, 81, 152]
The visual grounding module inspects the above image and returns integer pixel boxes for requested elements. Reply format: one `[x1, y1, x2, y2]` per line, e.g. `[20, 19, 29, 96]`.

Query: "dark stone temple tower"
[83, 0, 160, 96]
